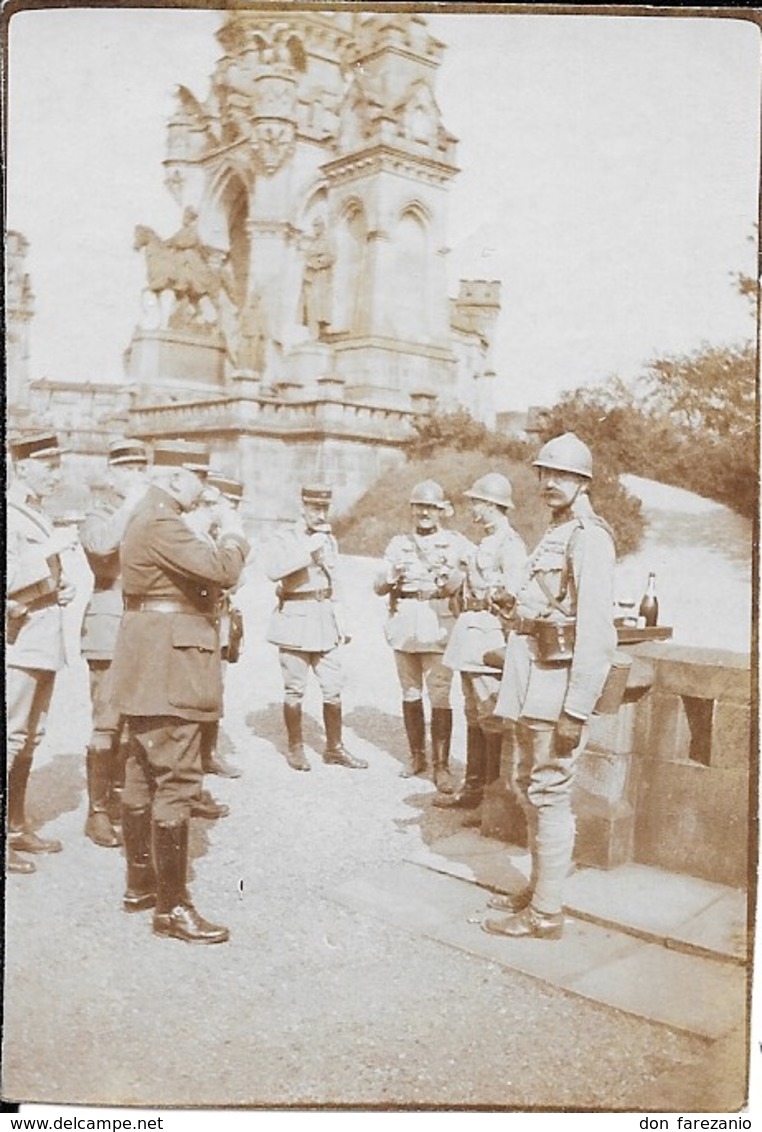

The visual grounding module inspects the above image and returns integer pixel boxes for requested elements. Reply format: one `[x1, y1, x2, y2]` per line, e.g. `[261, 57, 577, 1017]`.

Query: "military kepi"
[301, 483, 332, 504]
[153, 439, 210, 472]
[208, 472, 244, 502]
[108, 438, 148, 466]
[9, 432, 65, 462]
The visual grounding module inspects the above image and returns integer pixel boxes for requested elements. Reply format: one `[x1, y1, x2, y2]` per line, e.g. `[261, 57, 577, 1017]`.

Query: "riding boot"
[107, 737, 128, 828]
[121, 806, 156, 912]
[8, 753, 62, 854]
[84, 747, 122, 848]
[322, 703, 368, 769]
[400, 700, 427, 778]
[152, 820, 229, 944]
[200, 721, 242, 778]
[283, 703, 310, 771]
[431, 725, 484, 809]
[430, 707, 454, 794]
[462, 729, 502, 827]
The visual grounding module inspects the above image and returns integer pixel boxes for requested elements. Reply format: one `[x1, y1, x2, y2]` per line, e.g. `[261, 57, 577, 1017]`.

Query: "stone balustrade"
[129, 394, 422, 442]
[484, 642, 751, 889]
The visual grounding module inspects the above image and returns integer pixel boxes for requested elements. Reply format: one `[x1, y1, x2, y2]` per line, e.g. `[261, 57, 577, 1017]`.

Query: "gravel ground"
[2, 553, 725, 1112]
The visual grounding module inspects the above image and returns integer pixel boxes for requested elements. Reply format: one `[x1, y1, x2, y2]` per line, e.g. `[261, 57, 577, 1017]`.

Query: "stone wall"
[487, 642, 752, 890]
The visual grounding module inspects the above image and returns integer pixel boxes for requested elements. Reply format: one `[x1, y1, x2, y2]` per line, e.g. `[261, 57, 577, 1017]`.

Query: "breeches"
[394, 651, 453, 709]
[87, 660, 123, 748]
[7, 666, 56, 764]
[461, 672, 502, 731]
[508, 717, 588, 915]
[122, 716, 203, 825]
[279, 648, 343, 707]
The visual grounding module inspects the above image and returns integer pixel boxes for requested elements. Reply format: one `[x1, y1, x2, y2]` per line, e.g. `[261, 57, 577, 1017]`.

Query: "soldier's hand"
[216, 498, 246, 540]
[308, 532, 328, 562]
[555, 712, 584, 757]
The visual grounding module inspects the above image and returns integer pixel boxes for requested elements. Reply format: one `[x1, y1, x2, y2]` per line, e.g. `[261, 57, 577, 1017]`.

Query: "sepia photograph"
[2, 1, 760, 1122]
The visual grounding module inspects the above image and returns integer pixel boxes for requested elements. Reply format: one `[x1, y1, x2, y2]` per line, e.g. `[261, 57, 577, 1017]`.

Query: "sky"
[6, 6, 760, 411]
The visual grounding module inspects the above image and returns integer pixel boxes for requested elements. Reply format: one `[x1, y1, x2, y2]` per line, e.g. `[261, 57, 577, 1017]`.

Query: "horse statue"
[134, 217, 235, 328]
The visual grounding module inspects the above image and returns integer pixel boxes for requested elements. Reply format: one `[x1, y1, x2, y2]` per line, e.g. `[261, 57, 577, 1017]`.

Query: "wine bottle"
[638, 572, 659, 628]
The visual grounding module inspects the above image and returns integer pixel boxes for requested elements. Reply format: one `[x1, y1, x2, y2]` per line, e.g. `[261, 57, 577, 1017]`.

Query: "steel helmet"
[532, 433, 593, 479]
[409, 480, 447, 507]
[463, 472, 514, 510]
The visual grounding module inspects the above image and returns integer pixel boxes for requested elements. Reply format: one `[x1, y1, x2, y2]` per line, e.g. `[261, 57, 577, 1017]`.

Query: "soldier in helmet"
[266, 484, 367, 772]
[79, 438, 150, 848]
[374, 481, 473, 789]
[481, 433, 616, 941]
[434, 472, 526, 821]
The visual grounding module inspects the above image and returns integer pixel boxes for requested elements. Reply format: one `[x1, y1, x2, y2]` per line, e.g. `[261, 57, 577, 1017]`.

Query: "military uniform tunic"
[265, 519, 347, 706]
[375, 526, 473, 711]
[495, 515, 616, 724]
[80, 494, 139, 740]
[7, 501, 70, 766]
[494, 509, 617, 916]
[110, 485, 249, 824]
[442, 515, 527, 729]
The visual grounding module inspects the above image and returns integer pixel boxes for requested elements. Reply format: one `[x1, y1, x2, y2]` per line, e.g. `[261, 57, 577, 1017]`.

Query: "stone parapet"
[483, 642, 752, 888]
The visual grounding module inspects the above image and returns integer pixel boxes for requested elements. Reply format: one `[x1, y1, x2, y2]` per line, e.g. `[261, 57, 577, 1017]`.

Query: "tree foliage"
[544, 341, 757, 519]
[336, 410, 645, 558]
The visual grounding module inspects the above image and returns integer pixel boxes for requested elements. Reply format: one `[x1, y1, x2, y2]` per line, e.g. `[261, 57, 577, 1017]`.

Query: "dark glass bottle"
[639, 571, 659, 627]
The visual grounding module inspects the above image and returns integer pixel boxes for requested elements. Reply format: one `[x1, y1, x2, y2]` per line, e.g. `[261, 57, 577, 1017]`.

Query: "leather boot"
[107, 738, 128, 828]
[122, 806, 156, 912]
[283, 704, 310, 772]
[7, 847, 36, 875]
[190, 789, 230, 820]
[201, 721, 242, 778]
[84, 747, 123, 848]
[431, 725, 484, 809]
[400, 701, 427, 778]
[430, 707, 454, 794]
[8, 754, 62, 854]
[462, 729, 502, 827]
[152, 820, 229, 944]
[322, 703, 368, 769]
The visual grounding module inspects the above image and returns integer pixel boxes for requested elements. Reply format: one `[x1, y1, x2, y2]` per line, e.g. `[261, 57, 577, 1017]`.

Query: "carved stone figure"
[299, 219, 334, 340]
[237, 294, 268, 374]
[134, 211, 234, 328]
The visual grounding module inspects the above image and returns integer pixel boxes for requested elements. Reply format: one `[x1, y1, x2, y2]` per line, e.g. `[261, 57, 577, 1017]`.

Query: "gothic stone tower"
[6, 230, 35, 413]
[126, 11, 467, 411]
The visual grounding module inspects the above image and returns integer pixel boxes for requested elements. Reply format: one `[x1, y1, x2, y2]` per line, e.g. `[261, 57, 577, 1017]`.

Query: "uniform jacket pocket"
[167, 615, 221, 713]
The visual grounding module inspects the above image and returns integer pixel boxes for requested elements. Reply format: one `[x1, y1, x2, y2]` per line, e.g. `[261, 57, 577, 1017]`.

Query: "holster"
[531, 617, 576, 664]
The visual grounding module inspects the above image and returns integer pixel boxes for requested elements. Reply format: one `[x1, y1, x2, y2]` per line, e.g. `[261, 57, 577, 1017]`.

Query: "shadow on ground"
[27, 752, 84, 829]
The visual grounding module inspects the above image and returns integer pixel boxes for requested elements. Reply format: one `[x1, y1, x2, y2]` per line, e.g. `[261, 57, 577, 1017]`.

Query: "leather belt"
[514, 615, 539, 636]
[24, 592, 60, 613]
[281, 589, 333, 602]
[399, 589, 437, 601]
[92, 581, 119, 593]
[123, 596, 208, 615]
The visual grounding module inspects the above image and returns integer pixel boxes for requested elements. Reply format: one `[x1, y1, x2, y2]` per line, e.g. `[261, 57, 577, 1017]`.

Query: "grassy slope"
[334, 449, 615, 558]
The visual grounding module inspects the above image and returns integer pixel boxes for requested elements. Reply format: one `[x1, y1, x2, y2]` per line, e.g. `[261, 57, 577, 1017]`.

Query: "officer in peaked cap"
[265, 482, 367, 772]
[6, 432, 78, 874]
[109, 439, 250, 944]
[373, 480, 473, 790]
[481, 434, 617, 941]
[79, 437, 150, 849]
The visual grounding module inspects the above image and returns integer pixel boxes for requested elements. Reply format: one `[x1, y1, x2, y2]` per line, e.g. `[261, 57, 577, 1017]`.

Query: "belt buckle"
[316, 590, 325, 602]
